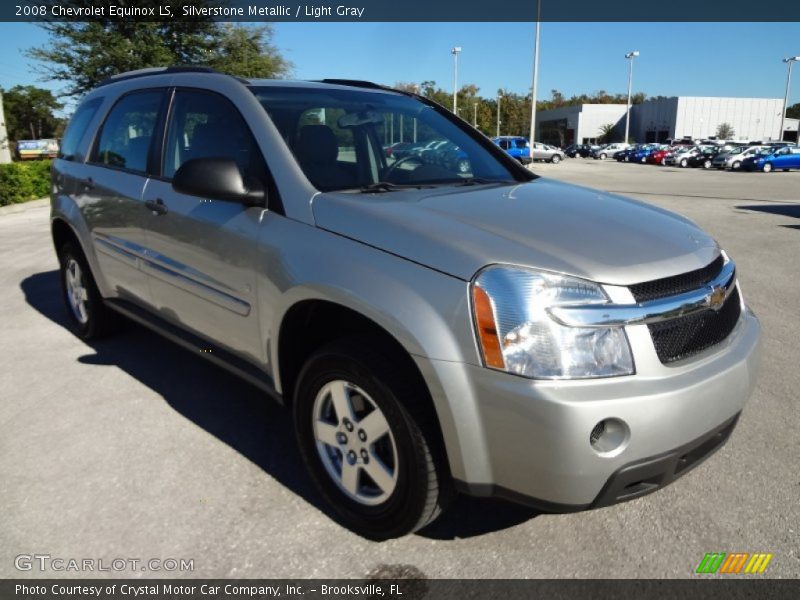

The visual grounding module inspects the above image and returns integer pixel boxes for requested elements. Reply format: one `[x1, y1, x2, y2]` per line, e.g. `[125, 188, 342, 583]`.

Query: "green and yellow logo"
[696, 552, 773, 574]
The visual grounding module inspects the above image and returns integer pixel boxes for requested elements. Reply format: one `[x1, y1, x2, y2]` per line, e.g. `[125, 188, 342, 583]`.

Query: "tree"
[208, 24, 291, 79]
[26, 1, 290, 96]
[787, 102, 800, 120]
[1, 85, 64, 141]
[598, 123, 616, 143]
[716, 123, 735, 139]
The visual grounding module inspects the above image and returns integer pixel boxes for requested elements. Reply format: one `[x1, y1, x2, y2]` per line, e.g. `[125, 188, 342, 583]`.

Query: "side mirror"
[172, 157, 265, 206]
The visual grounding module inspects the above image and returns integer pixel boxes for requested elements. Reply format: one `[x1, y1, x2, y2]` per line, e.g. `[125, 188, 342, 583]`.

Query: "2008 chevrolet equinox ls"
[50, 67, 760, 539]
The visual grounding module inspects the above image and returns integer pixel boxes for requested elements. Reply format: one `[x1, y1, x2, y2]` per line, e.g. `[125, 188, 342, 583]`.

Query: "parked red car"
[646, 146, 674, 165]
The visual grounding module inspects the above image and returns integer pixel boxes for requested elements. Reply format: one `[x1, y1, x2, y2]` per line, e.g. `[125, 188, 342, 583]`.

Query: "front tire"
[703, 159, 712, 169]
[732, 160, 741, 170]
[57, 241, 119, 340]
[763, 162, 773, 173]
[293, 339, 451, 539]
[550, 154, 561, 164]
[599, 153, 606, 160]
[680, 158, 688, 167]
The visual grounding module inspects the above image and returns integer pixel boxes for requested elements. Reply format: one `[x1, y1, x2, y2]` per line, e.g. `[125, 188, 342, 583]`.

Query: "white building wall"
[632, 97, 679, 142]
[576, 104, 628, 143]
[673, 97, 784, 141]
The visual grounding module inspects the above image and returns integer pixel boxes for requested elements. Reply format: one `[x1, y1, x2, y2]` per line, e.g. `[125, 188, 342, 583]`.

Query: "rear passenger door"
[141, 89, 266, 362]
[82, 89, 165, 306]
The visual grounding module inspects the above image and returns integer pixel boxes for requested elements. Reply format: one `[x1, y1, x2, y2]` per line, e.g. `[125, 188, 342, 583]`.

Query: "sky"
[1, 21, 799, 115]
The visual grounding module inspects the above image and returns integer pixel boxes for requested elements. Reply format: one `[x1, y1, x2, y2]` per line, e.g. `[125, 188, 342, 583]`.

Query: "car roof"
[94, 67, 409, 97]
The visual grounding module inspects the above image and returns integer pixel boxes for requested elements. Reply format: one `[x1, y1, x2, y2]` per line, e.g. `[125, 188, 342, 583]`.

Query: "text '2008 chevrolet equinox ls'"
[51, 67, 760, 539]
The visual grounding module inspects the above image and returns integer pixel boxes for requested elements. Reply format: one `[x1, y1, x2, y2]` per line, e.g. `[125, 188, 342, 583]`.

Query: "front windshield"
[250, 86, 516, 191]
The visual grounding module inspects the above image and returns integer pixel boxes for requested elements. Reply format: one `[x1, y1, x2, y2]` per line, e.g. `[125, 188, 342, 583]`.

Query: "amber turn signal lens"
[472, 285, 505, 369]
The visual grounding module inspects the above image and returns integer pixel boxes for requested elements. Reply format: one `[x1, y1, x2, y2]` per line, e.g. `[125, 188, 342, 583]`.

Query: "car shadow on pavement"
[21, 269, 539, 540]
[737, 203, 800, 222]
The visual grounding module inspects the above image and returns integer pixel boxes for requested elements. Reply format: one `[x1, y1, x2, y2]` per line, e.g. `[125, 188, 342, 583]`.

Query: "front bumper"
[427, 306, 760, 509]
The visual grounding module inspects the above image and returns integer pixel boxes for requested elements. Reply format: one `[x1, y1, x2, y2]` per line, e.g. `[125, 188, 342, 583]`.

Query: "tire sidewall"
[293, 349, 433, 539]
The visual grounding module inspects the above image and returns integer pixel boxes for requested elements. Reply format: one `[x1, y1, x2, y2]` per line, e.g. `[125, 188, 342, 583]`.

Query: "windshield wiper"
[357, 182, 435, 193]
[452, 177, 514, 187]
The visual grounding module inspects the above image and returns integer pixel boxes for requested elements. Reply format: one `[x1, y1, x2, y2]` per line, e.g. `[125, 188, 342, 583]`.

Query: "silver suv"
[51, 68, 760, 539]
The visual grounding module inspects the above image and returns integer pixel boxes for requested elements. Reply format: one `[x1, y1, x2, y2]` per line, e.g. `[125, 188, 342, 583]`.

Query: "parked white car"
[593, 143, 629, 160]
[711, 145, 768, 170]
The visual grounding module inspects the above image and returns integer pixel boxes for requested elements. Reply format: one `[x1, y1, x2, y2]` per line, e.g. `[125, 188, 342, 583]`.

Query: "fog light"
[589, 418, 630, 456]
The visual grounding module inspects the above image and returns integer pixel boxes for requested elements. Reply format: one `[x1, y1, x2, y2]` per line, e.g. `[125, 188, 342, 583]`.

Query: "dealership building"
[536, 96, 799, 146]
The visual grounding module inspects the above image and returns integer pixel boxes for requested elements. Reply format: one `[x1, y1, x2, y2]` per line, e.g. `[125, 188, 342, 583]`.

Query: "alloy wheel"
[312, 380, 398, 506]
[65, 258, 89, 325]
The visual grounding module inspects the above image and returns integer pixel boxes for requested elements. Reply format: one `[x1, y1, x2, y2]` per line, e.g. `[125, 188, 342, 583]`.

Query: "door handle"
[144, 198, 168, 215]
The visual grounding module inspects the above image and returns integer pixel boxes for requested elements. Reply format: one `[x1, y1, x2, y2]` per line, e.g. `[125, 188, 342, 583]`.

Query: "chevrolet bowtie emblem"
[707, 285, 727, 310]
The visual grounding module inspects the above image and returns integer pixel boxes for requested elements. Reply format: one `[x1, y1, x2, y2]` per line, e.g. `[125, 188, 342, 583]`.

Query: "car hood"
[312, 178, 719, 284]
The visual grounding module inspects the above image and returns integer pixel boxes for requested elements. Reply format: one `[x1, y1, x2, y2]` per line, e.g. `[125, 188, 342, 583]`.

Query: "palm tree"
[598, 123, 616, 143]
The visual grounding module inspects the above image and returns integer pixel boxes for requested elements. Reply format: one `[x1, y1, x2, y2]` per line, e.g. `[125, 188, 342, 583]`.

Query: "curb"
[0, 198, 49, 216]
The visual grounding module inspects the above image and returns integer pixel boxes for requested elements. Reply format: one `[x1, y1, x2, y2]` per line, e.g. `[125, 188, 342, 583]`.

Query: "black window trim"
[87, 88, 169, 177]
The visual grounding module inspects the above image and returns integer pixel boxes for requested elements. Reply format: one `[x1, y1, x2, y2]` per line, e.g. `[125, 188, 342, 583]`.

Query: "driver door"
[141, 89, 267, 362]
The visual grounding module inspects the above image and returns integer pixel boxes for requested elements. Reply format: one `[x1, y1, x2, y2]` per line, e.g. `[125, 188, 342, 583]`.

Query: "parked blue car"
[741, 145, 800, 172]
[491, 136, 532, 164]
[631, 144, 659, 163]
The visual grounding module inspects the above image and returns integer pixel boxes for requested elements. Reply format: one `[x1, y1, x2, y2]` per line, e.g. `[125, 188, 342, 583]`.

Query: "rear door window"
[91, 91, 162, 173]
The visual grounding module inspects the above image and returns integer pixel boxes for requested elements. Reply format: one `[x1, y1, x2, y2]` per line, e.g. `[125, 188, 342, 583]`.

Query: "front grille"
[629, 255, 724, 302]
[648, 288, 742, 363]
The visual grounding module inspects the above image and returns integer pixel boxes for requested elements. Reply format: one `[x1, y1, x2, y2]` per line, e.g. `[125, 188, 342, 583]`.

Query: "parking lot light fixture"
[528, 0, 542, 148]
[451, 46, 462, 114]
[780, 56, 800, 142]
[624, 51, 640, 144]
[497, 91, 502, 137]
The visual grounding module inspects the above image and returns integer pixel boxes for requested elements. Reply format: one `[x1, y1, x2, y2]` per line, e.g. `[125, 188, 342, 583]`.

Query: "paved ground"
[1, 159, 798, 579]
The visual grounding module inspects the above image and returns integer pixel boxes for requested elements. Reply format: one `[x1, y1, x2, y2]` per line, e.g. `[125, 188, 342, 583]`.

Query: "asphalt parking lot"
[1, 159, 799, 579]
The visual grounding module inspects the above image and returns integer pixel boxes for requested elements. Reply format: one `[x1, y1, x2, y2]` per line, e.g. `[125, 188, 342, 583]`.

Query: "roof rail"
[95, 66, 239, 89]
[316, 79, 385, 89]
[314, 79, 415, 97]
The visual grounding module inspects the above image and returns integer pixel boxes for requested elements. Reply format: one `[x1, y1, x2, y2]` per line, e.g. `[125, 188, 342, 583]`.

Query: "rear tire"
[762, 162, 772, 173]
[680, 158, 688, 168]
[703, 159, 712, 169]
[732, 160, 741, 170]
[57, 241, 119, 340]
[293, 338, 452, 540]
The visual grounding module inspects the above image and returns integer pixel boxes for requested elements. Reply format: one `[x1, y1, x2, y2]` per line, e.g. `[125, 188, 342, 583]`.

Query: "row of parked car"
[384, 136, 567, 173]
[385, 136, 800, 175]
[607, 141, 800, 172]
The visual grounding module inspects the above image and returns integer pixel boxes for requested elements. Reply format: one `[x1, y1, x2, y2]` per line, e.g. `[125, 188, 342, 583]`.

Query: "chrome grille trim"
[547, 259, 736, 328]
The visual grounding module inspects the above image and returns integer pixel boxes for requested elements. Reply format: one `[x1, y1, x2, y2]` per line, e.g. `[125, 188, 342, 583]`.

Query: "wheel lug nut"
[343, 419, 354, 432]
[358, 429, 367, 442]
[360, 449, 369, 463]
[347, 450, 357, 465]
[336, 432, 347, 445]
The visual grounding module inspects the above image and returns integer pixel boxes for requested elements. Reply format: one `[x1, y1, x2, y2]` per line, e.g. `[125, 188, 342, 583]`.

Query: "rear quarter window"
[59, 98, 103, 161]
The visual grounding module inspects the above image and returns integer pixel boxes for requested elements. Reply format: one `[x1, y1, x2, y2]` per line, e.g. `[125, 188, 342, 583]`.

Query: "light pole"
[496, 91, 502, 137]
[528, 0, 542, 148]
[624, 51, 639, 144]
[451, 46, 462, 114]
[0, 90, 12, 164]
[780, 56, 800, 142]
[473, 102, 477, 127]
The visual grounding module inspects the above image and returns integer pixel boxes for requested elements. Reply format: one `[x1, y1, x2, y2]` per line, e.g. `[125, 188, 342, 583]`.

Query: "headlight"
[471, 266, 634, 379]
